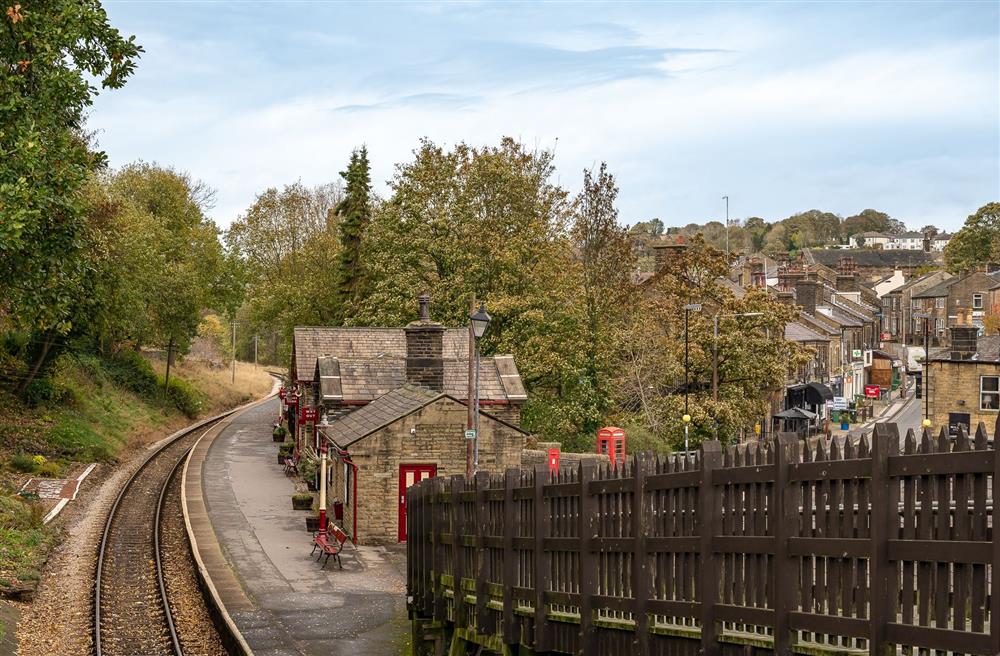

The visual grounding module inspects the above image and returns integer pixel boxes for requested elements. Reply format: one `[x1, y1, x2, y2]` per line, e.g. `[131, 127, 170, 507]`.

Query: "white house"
[848, 231, 890, 248]
[884, 231, 924, 250]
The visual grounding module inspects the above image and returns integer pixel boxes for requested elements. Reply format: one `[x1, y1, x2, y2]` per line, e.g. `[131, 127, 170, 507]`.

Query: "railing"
[406, 422, 998, 655]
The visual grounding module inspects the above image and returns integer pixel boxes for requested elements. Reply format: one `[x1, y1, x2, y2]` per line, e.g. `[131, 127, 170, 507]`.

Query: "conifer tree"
[334, 147, 372, 321]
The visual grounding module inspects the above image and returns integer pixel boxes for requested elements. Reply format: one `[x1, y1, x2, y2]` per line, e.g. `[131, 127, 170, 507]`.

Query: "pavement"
[195, 398, 410, 656]
[827, 389, 921, 449]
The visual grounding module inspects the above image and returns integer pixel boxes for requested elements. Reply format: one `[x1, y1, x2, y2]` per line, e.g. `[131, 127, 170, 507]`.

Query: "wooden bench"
[310, 524, 348, 569]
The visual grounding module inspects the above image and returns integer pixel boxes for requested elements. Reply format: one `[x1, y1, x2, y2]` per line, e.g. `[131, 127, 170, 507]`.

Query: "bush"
[104, 350, 159, 397]
[8, 454, 36, 474]
[37, 461, 64, 478]
[21, 379, 57, 408]
[278, 443, 294, 457]
[164, 376, 203, 418]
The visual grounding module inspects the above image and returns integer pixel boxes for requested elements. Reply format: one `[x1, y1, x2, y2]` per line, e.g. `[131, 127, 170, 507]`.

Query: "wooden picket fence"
[406, 422, 998, 655]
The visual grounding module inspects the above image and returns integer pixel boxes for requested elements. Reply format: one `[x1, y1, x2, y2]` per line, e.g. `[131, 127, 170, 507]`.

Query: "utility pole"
[723, 195, 730, 263]
[254, 334, 258, 370]
[466, 295, 476, 479]
[231, 321, 236, 384]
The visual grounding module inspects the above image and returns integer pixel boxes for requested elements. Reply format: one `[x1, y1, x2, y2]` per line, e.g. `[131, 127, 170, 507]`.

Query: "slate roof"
[785, 322, 830, 343]
[293, 326, 526, 402]
[912, 277, 962, 299]
[320, 384, 530, 449]
[930, 336, 1000, 363]
[805, 249, 940, 269]
[796, 312, 838, 336]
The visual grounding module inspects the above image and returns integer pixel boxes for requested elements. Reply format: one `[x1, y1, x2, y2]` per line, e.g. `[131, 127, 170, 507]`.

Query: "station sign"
[285, 394, 299, 407]
[278, 388, 287, 400]
[300, 407, 317, 423]
[464, 429, 476, 440]
[832, 396, 848, 410]
[864, 385, 881, 399]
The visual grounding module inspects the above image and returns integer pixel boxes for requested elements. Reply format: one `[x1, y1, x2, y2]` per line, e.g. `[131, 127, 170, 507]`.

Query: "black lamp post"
[469, 304, 491, 472]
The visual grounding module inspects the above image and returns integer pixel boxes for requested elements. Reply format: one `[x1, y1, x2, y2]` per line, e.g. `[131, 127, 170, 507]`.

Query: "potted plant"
[278, 443, 294, 465]
[305, 515, 320, 532]
[292, 492, 313, 510]
[272, 424, 288, 443]
[300, 457, 318, 491]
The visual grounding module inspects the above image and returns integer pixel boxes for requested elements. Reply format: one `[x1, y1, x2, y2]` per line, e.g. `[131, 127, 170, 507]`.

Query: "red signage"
[285, 394, 299, 407]
[880, 332, 891, 341]
[547, 448, 560, 473]
[300, 407, 318, 423]
[864, 385, 881, 399]
[278, 388, 287, 400]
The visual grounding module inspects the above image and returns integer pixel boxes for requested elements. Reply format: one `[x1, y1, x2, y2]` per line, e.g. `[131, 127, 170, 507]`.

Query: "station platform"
[184, 398, 409, 656]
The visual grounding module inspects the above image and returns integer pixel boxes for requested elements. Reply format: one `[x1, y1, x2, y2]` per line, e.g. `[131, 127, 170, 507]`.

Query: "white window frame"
[935, 297, 945, 309]
[973, 293, 983, 310]
[981, 376, 1000, 411]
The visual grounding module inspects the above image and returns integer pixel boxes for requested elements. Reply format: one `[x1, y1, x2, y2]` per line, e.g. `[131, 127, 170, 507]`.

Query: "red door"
[398, 464, 436, 541]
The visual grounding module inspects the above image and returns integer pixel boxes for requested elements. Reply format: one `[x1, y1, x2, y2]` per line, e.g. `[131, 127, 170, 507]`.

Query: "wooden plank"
[699, 441, 722, 656]
[885, 622, 994, 654]
[645, 536, 700, 553]
[474, 471, 489, 635]
[773, 434, 798, 654]
[711, 463, 775, 485]
[452, 475, 467, 629]
[645, 469, 701, 491]
[789, 457, 872, 482]
[787, 536, 869, 559]
[788, 611, 869, 638]
[432, 477, 447, 623]
[578, 460, 596, 654]
[714, 603, 774, 625]
[632, 453, 649, 656]
[887, 540, 993, 565]
[869, 423, 895, 655]
[993, 424, 1000, 653]
[647, 598, 700, 618]
[542, 481, 579, 498]
[532, 466, 551, 652]
[888, 449, 993, 476]
[502, 470, 516, 646]
[712, 535, 775, 554]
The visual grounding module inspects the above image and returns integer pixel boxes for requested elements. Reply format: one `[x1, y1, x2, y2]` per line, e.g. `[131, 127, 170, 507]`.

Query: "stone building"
[319, 384, 528, 544]
[880, 271, 952, 345]
[804, 248, 941, 283]
[911, 272, 1000, 346]
[925, 326, 1000, 436]
[295, 296, 529, 544]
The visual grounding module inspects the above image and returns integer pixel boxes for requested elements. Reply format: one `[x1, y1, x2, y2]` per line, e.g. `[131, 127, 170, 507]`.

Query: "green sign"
[464, 429, 476, 440]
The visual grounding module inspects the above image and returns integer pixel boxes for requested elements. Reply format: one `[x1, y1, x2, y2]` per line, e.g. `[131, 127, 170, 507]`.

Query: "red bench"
[310, 524, 348, 569]
[283, 456, 299, 476]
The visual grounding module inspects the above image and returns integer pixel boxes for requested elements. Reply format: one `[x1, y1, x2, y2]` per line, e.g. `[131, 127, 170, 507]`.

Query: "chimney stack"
[949, 326, 978, 361]
[405, 294, 445, 391]
[795, 278, 820, 315]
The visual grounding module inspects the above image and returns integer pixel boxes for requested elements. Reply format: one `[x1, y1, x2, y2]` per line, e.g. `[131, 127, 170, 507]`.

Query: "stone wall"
[334, 396, 526, 545]
[925, 359, 1000, 432]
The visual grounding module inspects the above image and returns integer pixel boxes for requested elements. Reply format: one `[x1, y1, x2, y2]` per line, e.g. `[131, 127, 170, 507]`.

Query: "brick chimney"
[795, 278, 820, 315]
[949, 326, 978, 361]
[405, 294, 445, 391]
[774, 290, 796, 306]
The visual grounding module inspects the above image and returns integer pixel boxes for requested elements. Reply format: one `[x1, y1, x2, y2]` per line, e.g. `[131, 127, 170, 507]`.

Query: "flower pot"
[305, 516, 320, 532]
[272, 433, 285, 442]
[292, 494, 313, 510]
[278, 453, 287, 465]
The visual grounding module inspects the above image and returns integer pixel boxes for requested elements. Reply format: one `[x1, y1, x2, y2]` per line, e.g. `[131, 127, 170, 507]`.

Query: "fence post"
[452, 475, 467, 629]
[632, 453, 650, 655]
[870, 422, 897, 654]
[773, 433, 799, 654]
[992, 417, 1000, 654]
[475, 470, 489, 636]
[578, 459, 597, 654]
[502, 469, 517, 647]
[699, 441, 723, 656]
[432, 476, 446, 623]
[533, 465, 552, 652]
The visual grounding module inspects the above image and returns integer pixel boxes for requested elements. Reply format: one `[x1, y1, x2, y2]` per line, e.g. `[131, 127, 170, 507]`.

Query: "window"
[935, 297, 945, 309]
[911, 299, 921, 309]
[973, 294, 983, 309]
[981, 376, 1000, 410]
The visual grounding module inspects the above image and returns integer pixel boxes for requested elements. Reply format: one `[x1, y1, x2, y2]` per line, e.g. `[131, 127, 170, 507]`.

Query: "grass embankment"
[0, 352, 272, 594]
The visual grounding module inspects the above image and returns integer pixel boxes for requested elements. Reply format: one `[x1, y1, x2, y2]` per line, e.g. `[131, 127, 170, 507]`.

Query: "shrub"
[8, 454, 36, 474]
[104, 350, 159, 397]
[0, 494, 44, 530]
[164, 376, 202, 418]
[278, 443, 294, 457]
[37, 461, 64, 478]
[21, 379, 57, 408]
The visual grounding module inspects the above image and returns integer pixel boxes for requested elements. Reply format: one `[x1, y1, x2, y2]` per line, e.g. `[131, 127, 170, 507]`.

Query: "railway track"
[94, 413, 235, 656]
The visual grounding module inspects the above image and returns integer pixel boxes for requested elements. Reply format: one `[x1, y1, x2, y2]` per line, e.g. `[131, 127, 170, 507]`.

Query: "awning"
[774, 407, 817, 420]
[786, 382, 834, 405]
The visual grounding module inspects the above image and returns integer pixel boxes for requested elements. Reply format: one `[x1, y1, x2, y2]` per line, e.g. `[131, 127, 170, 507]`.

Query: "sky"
[90, 1, 1000, 231]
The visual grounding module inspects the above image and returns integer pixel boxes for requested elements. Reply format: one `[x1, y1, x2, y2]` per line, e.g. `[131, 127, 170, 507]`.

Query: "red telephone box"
[547, 448, 560, 473]
[597, 427, 626, 467]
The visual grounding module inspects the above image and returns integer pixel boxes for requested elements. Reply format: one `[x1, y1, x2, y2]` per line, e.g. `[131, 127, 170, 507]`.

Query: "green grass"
[0, 495, 55, 593]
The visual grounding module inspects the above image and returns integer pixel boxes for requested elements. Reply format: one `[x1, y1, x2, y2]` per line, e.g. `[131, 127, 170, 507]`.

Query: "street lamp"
[317, 414, 330, 531]
[469, 303, 491, 475]
[683, 304, 701, 454]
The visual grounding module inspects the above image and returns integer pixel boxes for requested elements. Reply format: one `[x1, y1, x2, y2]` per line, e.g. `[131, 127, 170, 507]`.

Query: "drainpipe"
[318, 443, 328, 532]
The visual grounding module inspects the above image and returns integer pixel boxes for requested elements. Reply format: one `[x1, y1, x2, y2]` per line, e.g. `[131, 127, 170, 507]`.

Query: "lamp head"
[921, 418, 932, 428]
[470, 303, 491, 339]
[682, 414, 691, 423]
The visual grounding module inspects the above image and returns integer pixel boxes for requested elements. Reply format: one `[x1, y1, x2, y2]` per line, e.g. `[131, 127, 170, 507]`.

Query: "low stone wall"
[521, 441, 610, 469]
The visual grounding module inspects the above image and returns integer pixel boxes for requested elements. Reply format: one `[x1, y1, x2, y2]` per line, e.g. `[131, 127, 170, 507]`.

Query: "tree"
[920, 225, 940, 237]
[1, 0, 140, 391]
[335, 147, 372, 320]
[744, 217, 770, 252]
[842, 209, 895, 237]
[944, 202, 1000, 273]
